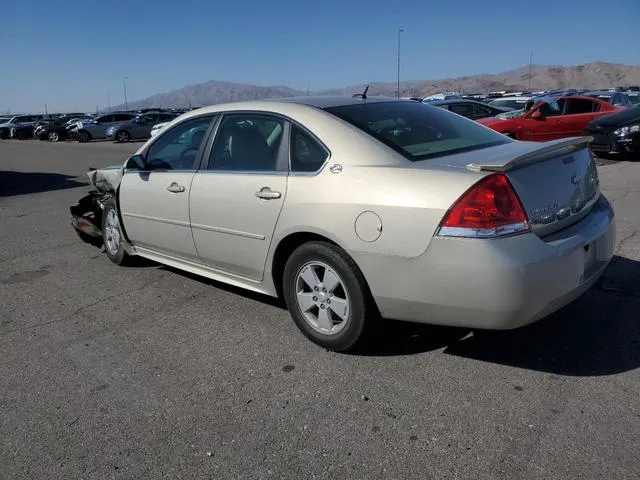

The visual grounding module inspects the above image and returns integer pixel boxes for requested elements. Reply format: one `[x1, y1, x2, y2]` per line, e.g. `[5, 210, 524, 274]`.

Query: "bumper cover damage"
[69, 166, 123, 246]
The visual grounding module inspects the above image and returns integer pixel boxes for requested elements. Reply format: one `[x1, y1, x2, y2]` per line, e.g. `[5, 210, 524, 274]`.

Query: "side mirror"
[125, 154, 146, 170]
[530, 110, 544, 120]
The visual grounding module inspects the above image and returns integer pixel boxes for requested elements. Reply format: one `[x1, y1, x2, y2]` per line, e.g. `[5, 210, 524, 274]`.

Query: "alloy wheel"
[295, 261, 350, 335]
[104, 209, 121, 255]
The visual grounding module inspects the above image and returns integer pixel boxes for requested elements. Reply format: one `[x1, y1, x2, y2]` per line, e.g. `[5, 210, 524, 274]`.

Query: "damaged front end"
[69, 166, 123, 247]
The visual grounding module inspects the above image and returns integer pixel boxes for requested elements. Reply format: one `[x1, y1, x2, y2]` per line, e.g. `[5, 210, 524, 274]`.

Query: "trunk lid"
[466, 137, 600, 237]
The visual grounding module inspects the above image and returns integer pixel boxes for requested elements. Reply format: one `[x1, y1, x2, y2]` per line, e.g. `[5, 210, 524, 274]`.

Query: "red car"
[477, 95, 623, 141]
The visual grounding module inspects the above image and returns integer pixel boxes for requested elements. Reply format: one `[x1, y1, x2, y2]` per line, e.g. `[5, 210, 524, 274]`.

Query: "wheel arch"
[114, 184, 134, 247]
[269, 230, 377, 311]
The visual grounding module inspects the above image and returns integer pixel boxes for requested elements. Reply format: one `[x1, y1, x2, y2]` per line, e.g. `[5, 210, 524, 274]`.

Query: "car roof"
[263, 95, 413, 109]
[584, 90, 615, 96]
[431, 99, 488, 106]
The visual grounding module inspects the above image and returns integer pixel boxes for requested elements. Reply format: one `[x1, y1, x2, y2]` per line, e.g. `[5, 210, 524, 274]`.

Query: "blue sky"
[1, 0, 639, 113]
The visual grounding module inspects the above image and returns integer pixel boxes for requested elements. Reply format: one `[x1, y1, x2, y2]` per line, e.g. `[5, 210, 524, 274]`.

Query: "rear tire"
[101, 199, 132, 266]
[282, 241, 375, 352]
[116, 130, 130, 143]
[16, 130, 27, 140]
[48, 131, 60, 142]
[0, 129, 8, 139]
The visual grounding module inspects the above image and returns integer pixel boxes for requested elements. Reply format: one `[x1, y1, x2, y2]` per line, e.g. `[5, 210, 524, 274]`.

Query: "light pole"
[397, 28, 404, 98]
[107, 92, 111, 110]
[528, 52, 533, 90]
[122, 77, 129, 110]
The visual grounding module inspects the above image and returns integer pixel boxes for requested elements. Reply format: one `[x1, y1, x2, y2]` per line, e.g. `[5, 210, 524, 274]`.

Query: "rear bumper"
[354, 195, 615, 330]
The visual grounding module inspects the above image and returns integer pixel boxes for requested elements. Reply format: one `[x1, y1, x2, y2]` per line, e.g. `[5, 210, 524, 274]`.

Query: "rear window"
[324, 101, 509, 161]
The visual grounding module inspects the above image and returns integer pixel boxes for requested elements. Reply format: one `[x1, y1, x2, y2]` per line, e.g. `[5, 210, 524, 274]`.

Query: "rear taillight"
[436, 173, 530, 238]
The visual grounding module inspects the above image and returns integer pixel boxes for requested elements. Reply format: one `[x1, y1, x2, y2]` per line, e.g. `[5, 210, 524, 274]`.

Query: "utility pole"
[44, 104, 48, 115]
[108, 92, 111, 110]
[397, 28, 404, 98]
[528, 52, 533, 90]
[122, 77, 129, 110]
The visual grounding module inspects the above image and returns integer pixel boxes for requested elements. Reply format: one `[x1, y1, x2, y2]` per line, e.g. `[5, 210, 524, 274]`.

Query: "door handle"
[255, 187, 281, 200]
[166, 182, 185, 193]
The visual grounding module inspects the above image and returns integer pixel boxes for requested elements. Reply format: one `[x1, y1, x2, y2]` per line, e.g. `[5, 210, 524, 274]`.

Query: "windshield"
[497, 109, 526, 119]
[523, 96, 561, 112]
[496, 96, 563, 120]
[324, 101, 510, 161]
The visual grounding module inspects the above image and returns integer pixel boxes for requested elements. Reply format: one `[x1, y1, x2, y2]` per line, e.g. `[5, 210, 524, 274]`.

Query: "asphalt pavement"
[1, 139, 639, 480]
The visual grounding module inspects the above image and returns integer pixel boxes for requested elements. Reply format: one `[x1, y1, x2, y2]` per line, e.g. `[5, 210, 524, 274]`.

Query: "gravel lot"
[1, 139, 639, 480]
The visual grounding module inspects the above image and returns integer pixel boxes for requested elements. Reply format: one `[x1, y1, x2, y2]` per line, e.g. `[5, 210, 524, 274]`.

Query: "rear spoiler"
[466, 136, 593, 172]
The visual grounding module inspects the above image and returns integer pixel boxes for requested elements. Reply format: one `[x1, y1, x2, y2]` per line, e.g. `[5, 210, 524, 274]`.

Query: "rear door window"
[565, 99, 597, 115]
[473, 105, 492, 118]
[449, 103, 474, 117]
[207, 114, 284, 171]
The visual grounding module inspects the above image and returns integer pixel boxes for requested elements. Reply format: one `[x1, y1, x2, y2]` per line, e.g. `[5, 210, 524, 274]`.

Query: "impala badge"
[329, 164, 343, 174]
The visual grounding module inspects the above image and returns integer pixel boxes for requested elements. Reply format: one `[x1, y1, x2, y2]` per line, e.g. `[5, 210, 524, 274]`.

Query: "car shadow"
[157, 264, 286, 309]
[0, 171, 88, 197]
[360, 255, 640, 376]
[106, 249, 640, 376]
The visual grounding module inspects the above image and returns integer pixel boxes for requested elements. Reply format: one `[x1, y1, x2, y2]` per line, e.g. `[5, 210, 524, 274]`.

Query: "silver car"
[71, 112, 136, 142]
[70, 97, 615, 351]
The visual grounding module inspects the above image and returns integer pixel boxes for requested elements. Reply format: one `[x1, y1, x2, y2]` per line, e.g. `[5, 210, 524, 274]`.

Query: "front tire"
[0, 129, 8, 139]
[101, 199, 131, 265]
[282, 241, 375, 352]
[48, 131, 60, 142]
[77, 130, 91, 142]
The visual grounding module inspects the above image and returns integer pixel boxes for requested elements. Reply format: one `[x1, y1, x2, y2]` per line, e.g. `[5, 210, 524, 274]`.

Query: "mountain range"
[111, 62, 640, 111]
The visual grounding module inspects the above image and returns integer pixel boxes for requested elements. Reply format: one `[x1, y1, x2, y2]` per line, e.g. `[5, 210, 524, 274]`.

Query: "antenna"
[352, 85, 370, 99]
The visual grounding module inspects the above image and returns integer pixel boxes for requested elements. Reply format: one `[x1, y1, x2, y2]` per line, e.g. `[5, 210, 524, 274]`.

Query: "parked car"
[34, 115, 88, 142]
[583, 90, 632, 108]
[478, 95, 623, 141]
[584, 105, 640, 156]
[0, 115, 44, 139]
[487, 96, 533, 111]
[105, 112, 180, 142]
[70, 112, 136, 142]
[429, 99, 510, 120]
[69, 96, 614, 352]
